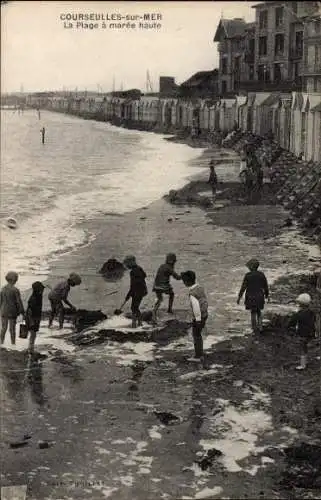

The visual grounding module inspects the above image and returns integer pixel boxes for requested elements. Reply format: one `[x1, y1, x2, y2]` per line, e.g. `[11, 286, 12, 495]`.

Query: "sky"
[1, 1, 257, 93]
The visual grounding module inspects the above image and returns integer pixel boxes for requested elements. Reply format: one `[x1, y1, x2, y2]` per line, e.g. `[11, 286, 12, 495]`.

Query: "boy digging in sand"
[237, 259, 269, 334]
[152, 253, 182, 324]
[48, 273, 81, 329]
[123, 255, 148, 328]
[181, 270, 208, 366]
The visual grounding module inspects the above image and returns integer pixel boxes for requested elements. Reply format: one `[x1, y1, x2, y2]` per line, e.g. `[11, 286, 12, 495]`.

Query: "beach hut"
[235, 95, 247, 131]
[300, 93, 310, 160]
[245, 93, 256, 133]
[219, 98, 236, 132]
[310, 97, 321, 162]
[280, 96, 292, 151]
[252, 93, 270, 135]
[290, 91, 303, 157]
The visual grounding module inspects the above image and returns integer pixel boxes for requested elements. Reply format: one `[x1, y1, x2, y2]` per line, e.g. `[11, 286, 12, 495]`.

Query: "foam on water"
[1, 110, 205, 290]
[0, 319, 75, 353]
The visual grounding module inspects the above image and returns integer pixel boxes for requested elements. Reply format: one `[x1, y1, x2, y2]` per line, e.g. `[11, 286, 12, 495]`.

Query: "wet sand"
[1, 147, 321, 500]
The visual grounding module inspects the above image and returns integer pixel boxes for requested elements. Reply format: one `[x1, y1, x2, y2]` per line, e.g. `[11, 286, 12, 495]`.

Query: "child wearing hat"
[152, 253, 182, 324]
[288, 293, 316, 370]
[123, 255, 148, 328]
[0, 271, 25, 346]
[237, 259, 269, 334]
[48, 273, 81, 329]
[181, 270, 208, 365]
[26, 281, 45, 353]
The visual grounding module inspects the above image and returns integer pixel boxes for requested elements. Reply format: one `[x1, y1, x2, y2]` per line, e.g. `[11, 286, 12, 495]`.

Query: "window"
[259, 10, 268, 29]
[274, 63, 282, 82]
[258, 64, 270, 82]
[293, 61, 299, 79]
[275, 34, 285, 56]
[221, 81, 227, 94]
[233, 39, 241, 51]
[275, 7, 284, 28]
[234, 56, 241, 73]
[249, 65, 254, 80]
[259, 36, 267, 56]
[249, 38, 255, 54]
[221, 57, 227, 75]
[295, 31, 303, 56]
[315, 45, 321, 66]
[258, 64, 265, 81]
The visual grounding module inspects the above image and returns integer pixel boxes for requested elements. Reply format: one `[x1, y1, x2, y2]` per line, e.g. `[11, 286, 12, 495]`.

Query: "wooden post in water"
[41, 127, 45, 144]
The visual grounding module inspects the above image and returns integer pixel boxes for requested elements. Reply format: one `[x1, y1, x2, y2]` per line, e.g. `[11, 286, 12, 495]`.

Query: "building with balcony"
[297, 1, 321, 92]
[213, 17, 248, 95]
[213, 2, 319, 95]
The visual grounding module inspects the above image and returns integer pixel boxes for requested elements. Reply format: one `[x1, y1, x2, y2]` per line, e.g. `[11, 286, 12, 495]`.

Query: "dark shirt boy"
[288, 309, 316, 339]
[238, 270, 269, 311]
[126, 265, 148, 301]
[153, 263, 181, 294]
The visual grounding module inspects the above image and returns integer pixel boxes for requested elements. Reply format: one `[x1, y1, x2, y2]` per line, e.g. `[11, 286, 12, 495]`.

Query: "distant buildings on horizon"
[2, 1, 321, 102]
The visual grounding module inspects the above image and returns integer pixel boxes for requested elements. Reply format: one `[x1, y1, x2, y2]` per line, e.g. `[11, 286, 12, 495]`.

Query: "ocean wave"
[1, 110, 205, 291]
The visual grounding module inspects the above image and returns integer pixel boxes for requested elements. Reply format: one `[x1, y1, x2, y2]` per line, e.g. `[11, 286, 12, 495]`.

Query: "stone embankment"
[166, 128, 321, 246]
[223, 131, 321, 244]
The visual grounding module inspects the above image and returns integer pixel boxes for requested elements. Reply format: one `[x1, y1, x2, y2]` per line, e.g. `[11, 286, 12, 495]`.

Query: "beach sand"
[1, 147, 321, 500]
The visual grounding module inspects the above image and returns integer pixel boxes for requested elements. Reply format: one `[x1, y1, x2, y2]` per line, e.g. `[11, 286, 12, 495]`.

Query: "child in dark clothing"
[237, 259, 269, 334]
[208, 161, 218, 200]
[152, 253, 182, 324]
[123, 255, 148, 328]
[26, 281, 45, 353]
[288, 293, 316, 370]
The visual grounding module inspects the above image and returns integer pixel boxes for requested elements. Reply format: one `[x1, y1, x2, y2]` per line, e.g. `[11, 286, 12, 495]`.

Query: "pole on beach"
[41, 127, 45, 144]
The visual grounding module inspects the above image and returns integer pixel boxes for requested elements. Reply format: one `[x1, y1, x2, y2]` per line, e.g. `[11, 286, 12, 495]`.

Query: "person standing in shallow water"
[0, 271, 25, 346]
[123, 255, 148, 328]
[181, 270, 208, 367]
[208, 161, 218, 201]
[237, 259, 269, 334]
[48, 273, 81, 329]
[152, 253, 182, 324]
[26, 281, 45, 354]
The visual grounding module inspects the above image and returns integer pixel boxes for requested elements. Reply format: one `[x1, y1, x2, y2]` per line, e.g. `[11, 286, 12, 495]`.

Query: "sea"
[0, 109, 205, 291]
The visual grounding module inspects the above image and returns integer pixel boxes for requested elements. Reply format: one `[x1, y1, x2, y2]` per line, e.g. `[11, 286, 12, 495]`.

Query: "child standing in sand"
[152, 253, 182, 324]
[181, 270, 208, 366]
[0, 271, 25, 346]
[48, 273, 81, 329]
[26, 281, 45, 353]
[288, 293, 316, 370]
[237, 259, 269, 334]
[123, 255, 148, 328]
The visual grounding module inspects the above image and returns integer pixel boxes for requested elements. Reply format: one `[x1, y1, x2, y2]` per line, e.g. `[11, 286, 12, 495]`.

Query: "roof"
[311, 102, 321, 112]
[214, 18, 247, 41]
[245, 22, 256, 31]
[260, 93, 281, 107]
[180, 70, 218, 88]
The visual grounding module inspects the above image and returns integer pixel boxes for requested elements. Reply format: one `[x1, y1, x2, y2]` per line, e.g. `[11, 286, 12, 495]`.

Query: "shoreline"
[2, 120, 321, 499]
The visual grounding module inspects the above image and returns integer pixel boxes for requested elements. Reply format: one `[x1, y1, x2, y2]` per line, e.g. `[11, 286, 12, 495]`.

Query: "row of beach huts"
[27, 92, 321, 162]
